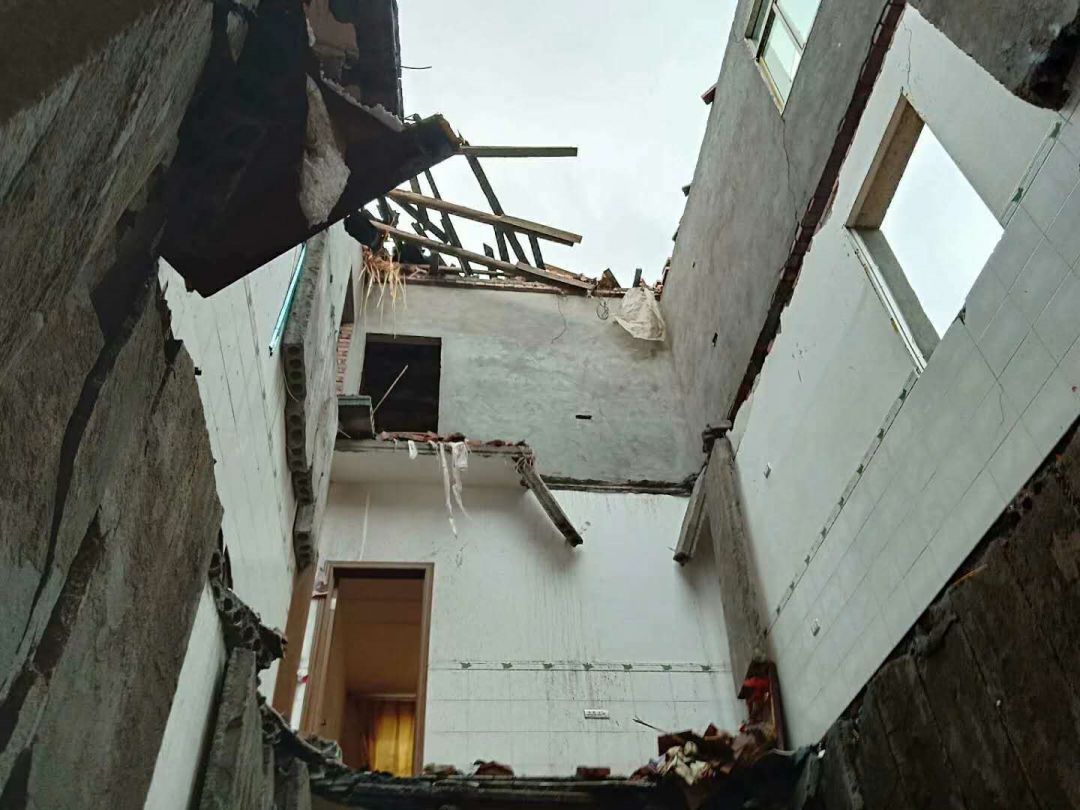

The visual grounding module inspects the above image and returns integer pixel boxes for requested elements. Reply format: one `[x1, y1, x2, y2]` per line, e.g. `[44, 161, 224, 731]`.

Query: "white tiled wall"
[424, 664, 738, 775]
[730, 7, 1080, 745]
[161, 248, 301, 636]
[322, 477, 746, 775]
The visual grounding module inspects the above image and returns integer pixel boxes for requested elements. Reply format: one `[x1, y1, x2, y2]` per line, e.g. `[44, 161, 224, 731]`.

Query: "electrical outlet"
[583, 709, 610, 720]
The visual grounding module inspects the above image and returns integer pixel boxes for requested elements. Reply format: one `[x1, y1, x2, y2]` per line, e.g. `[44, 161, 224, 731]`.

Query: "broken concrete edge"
[209, 550, 286, 673]
[724, 0, 906, 425]
[337, 435, 534, 458]
[544, 475, 696, 496]
[259, 701, 667, 808]
[386, 263, 644, 298]
[909, 0, 1080, 110]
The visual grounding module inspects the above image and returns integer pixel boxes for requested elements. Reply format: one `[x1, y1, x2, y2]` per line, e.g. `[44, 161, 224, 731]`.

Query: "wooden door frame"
[299, 561, 434, 776]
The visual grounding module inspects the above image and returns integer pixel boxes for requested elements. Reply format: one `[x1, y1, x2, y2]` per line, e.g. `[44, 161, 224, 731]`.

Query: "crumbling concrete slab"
[909, 0, 1080, 108]
[0, 285, 222, 808]
[200, 649, 271, 810]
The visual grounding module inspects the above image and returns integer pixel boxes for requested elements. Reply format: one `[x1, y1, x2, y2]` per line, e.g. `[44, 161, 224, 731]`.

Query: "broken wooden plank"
[673, 471, 707, 564]
[371, 222, 594, 291]
[518, 459, 583, 546]
[387, 189, 583, 246]
[460, 145, 578, 158]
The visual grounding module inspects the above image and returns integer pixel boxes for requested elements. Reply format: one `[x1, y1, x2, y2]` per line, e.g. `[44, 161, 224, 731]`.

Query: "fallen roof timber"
[460, 145, 578, 158]
[387, 189, 583, 245]
[372, 222, 594, 291]
[518, 458, 584, 546]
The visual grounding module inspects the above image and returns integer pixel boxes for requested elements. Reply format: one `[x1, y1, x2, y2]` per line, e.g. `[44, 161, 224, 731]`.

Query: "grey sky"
[397, 0, 735, 285]
[881, 124, 1003, 336]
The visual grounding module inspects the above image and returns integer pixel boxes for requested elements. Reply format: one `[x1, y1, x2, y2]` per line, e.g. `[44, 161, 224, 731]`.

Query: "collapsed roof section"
[161, 0, 458, 295]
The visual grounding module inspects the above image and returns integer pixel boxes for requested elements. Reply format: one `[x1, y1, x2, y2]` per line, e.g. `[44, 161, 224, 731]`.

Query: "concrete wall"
[354, 284, 697, 482]
[729, 7, 1080, 744]
[660, 0, 889, 439]
[318, 455, 742, 775]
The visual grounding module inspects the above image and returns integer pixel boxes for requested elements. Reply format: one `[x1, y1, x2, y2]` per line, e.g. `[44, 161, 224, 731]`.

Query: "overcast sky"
[397, 0, 736, 285]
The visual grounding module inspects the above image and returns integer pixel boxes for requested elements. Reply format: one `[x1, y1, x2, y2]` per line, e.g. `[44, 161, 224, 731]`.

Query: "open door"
[300, 563, 433, 775]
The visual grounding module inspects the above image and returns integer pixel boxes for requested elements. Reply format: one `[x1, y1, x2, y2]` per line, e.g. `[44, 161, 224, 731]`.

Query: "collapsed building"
[2, 0, 1080, 808]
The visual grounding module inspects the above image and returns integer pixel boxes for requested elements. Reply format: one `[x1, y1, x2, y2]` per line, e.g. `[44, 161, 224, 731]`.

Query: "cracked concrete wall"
[660, 0, 888, 447]
[0, 1, 248, 806]
[0, 277, 223, 808]
[0, 0, 215, 380]
[354, 285, 697, 482]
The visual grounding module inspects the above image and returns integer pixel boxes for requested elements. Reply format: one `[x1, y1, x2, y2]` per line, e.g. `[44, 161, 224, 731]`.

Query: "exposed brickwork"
[336, 323, 352, 394]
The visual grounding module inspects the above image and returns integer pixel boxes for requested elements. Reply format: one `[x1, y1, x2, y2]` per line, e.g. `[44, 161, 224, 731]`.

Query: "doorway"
[300, 563, 433, 775]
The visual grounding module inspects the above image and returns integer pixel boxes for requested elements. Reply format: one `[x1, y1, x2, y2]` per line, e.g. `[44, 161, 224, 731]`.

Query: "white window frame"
[746, 0, 820, 108]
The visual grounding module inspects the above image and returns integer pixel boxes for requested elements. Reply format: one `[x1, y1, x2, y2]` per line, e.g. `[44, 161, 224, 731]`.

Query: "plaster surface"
[354, 284, 697, 482]
[660, 0, 889, 442]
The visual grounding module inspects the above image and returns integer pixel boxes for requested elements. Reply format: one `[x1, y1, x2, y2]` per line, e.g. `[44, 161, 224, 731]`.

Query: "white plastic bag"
[613, 286, 666, 341]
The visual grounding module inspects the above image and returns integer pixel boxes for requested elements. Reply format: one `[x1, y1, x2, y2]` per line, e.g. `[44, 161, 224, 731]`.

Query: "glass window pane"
[761, 14, 800, 102]
[749, 1, 769, 44]
[777, 0, 821, 44]
[880, 126, 1003, 336]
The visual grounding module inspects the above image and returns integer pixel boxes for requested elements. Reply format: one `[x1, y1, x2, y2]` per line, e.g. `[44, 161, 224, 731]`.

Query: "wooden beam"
[371, 222, 594, 291]
[495, 229, 509, 262]
[389, 197, 450, 243]
[387, 189, 582, 246]
[673, 471, 707, 564]
[528, 234, 545, 269]
[464, 153, 530, 264]
[460, 145, 578, 158]
[517, 459, 583, 546]
[415, 172, 472, 273]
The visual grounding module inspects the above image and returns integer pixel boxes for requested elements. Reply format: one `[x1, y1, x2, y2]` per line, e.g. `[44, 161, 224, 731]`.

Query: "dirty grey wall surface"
[357, 284, 697, 482]
[811, 426, 1080, 809]
[909, 0, 1080, 108]
[704, 438, 767, 693]
[660, 0, 889, 441]
[0, 0, 230, 806]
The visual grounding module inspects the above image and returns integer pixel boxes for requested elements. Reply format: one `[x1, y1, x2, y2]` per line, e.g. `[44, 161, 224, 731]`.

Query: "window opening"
[848, 98, 1003, 366]
[359, 334, 441, 433]
[747, 0, 822, 105]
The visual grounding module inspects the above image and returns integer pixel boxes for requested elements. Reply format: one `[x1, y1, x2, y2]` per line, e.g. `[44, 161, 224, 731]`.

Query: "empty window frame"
[848, 98, 1003, 366]
[359, 334, 441, 433]
[747, 0, 822, 105]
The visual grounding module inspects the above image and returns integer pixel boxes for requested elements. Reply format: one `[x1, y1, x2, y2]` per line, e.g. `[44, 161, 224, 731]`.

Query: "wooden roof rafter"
[368, 134, 595, 292]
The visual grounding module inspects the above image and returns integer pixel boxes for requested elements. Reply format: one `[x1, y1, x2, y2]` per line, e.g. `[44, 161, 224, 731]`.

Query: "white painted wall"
[319, 453, 743, 776]
[730, 7, 1080, 744]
